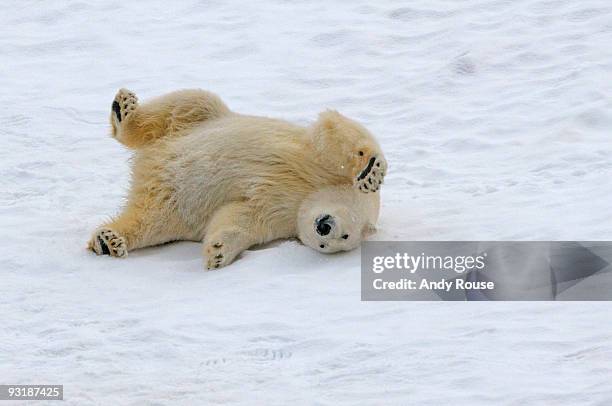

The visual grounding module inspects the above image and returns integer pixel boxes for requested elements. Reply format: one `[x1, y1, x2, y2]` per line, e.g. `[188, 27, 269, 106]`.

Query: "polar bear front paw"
[88, 228, 128, 258]
[203, 233, 244, 270]
[355, 155, 386, 193]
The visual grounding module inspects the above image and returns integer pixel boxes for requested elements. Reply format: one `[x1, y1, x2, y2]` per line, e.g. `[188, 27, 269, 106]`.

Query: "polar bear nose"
[315, 214, 335, 236]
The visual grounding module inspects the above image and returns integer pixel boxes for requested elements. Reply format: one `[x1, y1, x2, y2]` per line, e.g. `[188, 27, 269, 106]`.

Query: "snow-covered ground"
[1, 0, 612, 404]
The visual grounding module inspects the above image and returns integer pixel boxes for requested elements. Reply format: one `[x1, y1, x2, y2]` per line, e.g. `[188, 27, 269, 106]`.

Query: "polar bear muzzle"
[315, 214, 335, 236]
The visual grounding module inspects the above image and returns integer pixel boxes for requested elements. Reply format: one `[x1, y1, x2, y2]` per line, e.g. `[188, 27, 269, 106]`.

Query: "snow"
[1, 0, 612, 404]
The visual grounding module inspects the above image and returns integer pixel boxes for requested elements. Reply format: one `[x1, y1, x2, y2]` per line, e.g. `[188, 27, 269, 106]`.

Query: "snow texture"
[1, 0, 612, 404]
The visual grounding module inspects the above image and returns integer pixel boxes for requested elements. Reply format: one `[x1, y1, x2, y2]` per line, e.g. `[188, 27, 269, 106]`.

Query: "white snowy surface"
[1, 0, 612, 404]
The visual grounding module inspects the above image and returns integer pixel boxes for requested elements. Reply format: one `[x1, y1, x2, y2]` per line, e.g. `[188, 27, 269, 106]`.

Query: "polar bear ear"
[317, 109, 344, 133]
[312, 110, 354, 155]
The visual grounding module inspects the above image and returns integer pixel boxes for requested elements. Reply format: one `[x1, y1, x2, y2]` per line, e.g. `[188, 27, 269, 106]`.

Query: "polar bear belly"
[146, 117, 311, 237]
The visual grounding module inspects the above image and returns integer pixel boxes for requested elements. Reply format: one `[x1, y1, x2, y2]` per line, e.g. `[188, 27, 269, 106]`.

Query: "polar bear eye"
[319, 244, 325, 249]
[342, 234, 349, 240]
[358, 151, 364, 156]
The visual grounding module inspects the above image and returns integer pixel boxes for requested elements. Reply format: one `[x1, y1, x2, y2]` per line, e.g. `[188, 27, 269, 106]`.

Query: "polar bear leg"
[88, 203, 188, 258]
[110, 88, 231, 149]
[203, 202, 261, 269]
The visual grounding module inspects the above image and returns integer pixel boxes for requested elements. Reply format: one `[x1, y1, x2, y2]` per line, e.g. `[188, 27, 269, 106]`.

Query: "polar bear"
[88, 88, 387, 268]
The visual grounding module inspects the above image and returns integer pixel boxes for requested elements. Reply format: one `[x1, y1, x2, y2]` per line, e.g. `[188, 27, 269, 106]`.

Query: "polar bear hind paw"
[89, 228, 128, 258]
[356, 155, 386, 193]
[112, 88, 138, 124]
[110, 88, 139, 143]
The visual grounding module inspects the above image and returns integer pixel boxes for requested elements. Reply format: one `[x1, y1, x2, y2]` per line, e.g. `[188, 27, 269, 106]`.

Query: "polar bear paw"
[204, 232, 244, 269]
[356, 155, 386, 193]
[112, 88, 138, 122]
[88, 228, 128, 258]
[111, 88, 138, 136]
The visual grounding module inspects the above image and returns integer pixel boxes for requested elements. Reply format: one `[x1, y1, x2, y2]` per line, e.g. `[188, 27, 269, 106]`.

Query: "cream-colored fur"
[297, 186, 380, 253]
[89, 88, 387, 268]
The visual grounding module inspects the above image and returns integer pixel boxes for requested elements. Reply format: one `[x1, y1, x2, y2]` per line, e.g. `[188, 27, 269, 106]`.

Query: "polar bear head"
[311, 110, 387, 183]
[297, 186, 380, 253]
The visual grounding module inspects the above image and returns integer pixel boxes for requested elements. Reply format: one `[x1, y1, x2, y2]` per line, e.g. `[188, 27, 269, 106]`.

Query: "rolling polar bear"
[88, 88, 387, 268]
